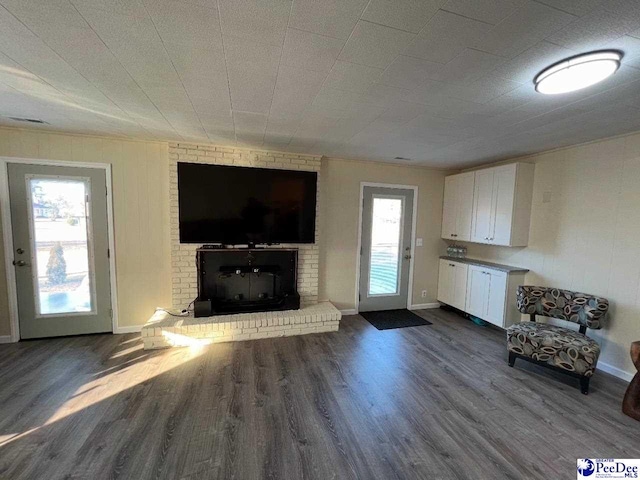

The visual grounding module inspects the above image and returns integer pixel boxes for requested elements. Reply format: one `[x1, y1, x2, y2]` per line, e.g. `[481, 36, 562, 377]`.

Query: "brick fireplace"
[168, 142, 322, 311]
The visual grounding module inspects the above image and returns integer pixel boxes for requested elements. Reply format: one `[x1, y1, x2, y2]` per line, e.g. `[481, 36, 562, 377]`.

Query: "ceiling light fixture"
[534, 50, 622, 95]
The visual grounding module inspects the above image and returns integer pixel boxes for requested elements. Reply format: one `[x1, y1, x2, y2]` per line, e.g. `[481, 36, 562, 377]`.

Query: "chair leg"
[508, 351, 516, 367]
[580, 376, 590, 395]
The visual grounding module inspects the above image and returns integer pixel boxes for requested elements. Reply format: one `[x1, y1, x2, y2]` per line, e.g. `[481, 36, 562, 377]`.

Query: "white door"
[451, 262, 469, 311]
[359, 186, 414, 312]
[437, 259, 453, 305]
[470, 169, 494, 244]
[465, 265, 489, 318]
[490, 165, 516, 246]
[455, 173, 475, 242]
[8, 163, 113, 339]
[485, 271, 507, 327]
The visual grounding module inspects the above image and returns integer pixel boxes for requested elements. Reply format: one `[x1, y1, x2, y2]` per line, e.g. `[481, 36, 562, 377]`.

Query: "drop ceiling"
[1, 0, 640, 167]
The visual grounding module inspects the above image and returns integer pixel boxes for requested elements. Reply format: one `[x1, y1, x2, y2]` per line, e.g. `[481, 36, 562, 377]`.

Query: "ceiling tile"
[442, 0, 527, 25]
[324, 60, 384, 93]
[378, 55, 443, 89]
[428, 48, 506, 83]
[233, 110, 267, 143]
[547, 5, 640, 51]
[534, 0, 603, 16]
[143, 0, 222, 47]
[475, 2, 577, 58]
[281, 28, 345, 73]
[289, 0, 368, 40]
[218, 0, 291, 47]
[224, 35, 281, 114]
[269, 65, 326, 117]
[338, 21, 416, 69]
[361, 0, 444, 34]
[489, 40, 575, 84]
[438, 74, 523, 103]
[403, 10, 492, 64]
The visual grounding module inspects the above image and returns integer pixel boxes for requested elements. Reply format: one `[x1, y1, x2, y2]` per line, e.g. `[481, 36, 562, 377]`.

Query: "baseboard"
[597, 361, 634, 383]
[114, 325, 142, 334]
[339, 309, 358, 316]
[409, 302, 440, 310]
[0, 335, 13, 344]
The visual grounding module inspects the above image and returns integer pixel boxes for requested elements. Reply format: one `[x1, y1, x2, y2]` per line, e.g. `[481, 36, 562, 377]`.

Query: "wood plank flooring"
[0, 308, 638, 480]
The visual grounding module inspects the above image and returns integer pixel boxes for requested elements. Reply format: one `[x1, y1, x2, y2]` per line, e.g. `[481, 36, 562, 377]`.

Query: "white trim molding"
[355, 182, 419, 314]
[597, 361, 634, 383]
[0, 156, 119, 341]
[339, 309, 358, 316]
[0, 335, 12, 344]
[114, 325, 142, 334]
[409, 303, 440, 310]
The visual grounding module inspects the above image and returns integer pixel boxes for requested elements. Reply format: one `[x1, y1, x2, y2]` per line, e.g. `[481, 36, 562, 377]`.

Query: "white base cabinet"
[437, 259, 468, 311]
[437, 259, 526, 328]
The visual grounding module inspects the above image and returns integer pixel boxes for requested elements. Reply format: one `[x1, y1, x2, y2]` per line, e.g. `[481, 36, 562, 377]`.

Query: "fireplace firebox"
[194, 248, 300, 317]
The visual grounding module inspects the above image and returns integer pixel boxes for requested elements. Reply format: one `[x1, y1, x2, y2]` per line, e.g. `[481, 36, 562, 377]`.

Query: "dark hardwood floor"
[0, 308, 638, 480]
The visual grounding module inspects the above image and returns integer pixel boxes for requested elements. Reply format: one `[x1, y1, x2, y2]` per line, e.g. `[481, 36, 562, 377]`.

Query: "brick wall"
[168, 142, 321, 309]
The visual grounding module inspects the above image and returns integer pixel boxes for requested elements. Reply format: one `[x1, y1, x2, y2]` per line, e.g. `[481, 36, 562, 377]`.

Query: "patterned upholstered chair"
[507, 286, 609, 394]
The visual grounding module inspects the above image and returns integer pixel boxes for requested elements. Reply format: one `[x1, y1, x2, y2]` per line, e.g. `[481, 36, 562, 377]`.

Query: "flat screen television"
[178, 162, 317, 244]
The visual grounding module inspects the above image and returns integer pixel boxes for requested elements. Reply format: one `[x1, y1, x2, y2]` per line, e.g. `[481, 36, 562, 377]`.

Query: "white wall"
[0, 127, 171, 334]
[462, 132, 640, 378]
[320, 157, 446, 311]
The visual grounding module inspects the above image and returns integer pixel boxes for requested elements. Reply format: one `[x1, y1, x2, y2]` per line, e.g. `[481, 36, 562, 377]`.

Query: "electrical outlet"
[421, 290, 427, 298]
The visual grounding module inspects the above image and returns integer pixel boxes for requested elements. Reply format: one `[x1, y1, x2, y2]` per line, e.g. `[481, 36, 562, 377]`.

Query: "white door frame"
[0, 157, 119, 342]
[355, 182, 418, 314]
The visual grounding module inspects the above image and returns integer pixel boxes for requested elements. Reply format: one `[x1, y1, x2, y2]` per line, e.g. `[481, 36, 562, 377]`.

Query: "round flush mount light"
[534, 50, 622, 95]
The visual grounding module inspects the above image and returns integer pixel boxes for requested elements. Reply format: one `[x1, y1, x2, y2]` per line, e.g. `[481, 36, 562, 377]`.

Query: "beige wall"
[319, 157, 446, 311]
[462, 132, 640, 376]
[0, 127, 171, 335]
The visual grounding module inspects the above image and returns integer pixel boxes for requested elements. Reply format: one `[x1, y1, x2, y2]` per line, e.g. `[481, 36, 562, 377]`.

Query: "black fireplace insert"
[194, 248, 300, 317]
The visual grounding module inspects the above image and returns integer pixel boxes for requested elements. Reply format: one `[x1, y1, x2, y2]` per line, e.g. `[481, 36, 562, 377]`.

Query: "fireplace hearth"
[194, 248, 300, 317]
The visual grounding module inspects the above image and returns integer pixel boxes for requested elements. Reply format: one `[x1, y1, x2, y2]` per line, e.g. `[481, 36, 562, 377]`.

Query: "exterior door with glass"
[8, 163, 112, 339]
[358, 186, 414, 312]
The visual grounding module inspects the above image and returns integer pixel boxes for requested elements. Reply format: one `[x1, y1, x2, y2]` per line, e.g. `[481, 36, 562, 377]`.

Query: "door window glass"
[368, 197, 403, 296]
[27, 177, 95, 316]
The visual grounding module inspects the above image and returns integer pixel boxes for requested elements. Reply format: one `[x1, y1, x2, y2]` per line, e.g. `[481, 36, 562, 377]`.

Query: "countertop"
[439, 256, 529, 274]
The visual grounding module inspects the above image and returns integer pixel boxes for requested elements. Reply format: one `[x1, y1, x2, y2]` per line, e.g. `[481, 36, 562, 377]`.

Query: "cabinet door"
[465, 266, 488, 318]
[451, 262, 469, 311]
[490, 165, 516, 246]
[470, 169, 494, 243]
[437, 259, 452, 305]
[486, 271, 507, 327]
[441, 176, 458, 240]
[455, 173, 475, 242]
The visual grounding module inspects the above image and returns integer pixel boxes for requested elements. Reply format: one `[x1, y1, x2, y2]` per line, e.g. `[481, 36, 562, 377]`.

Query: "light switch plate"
[416, 237, 423, 247]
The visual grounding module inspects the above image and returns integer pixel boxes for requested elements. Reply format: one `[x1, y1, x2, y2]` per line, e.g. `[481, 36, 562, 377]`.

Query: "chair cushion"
[507, 322, 601, 377]
[516, 286, 608, 330]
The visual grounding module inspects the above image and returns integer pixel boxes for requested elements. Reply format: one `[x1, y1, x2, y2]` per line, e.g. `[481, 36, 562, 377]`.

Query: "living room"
[1, 0, 640, 478]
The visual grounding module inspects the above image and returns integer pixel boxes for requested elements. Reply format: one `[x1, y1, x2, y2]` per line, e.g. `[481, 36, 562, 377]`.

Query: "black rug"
[361, 309, 432, 330]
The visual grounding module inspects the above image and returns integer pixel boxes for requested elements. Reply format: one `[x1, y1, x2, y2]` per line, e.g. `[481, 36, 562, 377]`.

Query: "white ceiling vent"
[6, 117, 49, 124]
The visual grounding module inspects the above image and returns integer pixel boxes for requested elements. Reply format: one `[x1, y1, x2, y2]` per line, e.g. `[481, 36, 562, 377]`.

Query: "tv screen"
[178, 162, 317, 244]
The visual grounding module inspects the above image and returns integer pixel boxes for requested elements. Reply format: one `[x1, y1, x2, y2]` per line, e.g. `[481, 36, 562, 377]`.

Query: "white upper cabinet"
[441, 172, 474, 241]
[469, 163, 535, 247]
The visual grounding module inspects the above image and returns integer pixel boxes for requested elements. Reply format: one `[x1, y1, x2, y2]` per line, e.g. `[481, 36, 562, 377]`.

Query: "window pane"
[30, 178, 93, 315]
[368, 197, 402, 296]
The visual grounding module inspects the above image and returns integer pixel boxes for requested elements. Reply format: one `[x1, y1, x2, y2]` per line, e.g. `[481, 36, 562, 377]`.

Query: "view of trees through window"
[30, 178, 93, 315]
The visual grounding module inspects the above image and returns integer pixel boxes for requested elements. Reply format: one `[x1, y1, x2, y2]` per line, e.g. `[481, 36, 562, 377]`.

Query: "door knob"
[13, 260, 28, 267]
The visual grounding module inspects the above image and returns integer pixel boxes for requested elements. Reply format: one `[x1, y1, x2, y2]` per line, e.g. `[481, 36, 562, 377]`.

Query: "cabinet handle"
[449, 263, 455, 267]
